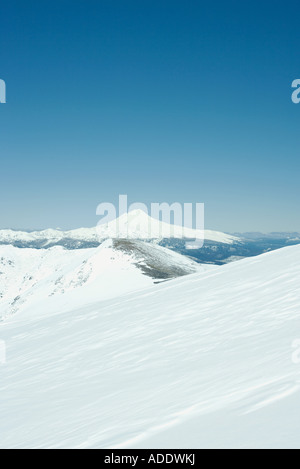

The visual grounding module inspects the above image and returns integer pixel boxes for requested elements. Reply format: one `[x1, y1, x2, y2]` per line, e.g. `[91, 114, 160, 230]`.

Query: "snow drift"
[0, 245, 300, 448]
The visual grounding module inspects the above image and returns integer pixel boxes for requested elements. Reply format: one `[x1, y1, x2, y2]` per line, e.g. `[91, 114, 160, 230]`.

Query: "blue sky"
[0, 0, 300, 232]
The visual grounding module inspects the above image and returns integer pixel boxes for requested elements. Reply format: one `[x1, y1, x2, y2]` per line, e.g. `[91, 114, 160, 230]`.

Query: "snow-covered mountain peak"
[119, 208, 149, 221]
[97, 208, 240, 244]
[0, 211, 240, 248]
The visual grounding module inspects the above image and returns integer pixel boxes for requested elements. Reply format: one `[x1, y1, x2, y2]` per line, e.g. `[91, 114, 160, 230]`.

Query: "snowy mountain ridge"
[0, 210, 240, 248]
[0, 239, 208, 321]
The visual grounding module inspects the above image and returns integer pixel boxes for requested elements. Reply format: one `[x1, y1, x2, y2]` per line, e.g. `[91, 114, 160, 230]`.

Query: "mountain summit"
[0, 209, 239, 248]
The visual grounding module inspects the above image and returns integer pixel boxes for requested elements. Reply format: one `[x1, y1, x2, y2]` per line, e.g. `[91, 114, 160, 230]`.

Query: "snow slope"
[0, 240, 204, 321]
[1, 245, 300, 448]
[0, 210, 240, 248]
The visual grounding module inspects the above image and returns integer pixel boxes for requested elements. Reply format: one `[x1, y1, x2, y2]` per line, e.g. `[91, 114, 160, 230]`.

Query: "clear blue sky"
[0, 0, 300, 232]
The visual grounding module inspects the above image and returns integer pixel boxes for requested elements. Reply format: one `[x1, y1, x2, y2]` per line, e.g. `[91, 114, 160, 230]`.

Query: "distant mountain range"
[0, 210, 299, 265]
[0, 210, 239, 248]
[233, 231, 300, 240]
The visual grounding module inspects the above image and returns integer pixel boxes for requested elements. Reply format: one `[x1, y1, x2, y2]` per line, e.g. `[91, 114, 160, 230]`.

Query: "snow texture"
[0, 245, 300, 448]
